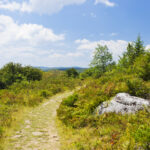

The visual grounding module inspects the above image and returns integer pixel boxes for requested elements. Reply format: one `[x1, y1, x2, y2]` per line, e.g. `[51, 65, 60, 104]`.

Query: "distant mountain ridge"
[35, 66, 88, 72]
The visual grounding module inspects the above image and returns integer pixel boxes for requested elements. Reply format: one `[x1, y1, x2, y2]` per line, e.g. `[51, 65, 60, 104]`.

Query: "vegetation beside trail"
[57, 36, 150, 149]
[0, 36, 149, 150]
[0, 64, 81, 149]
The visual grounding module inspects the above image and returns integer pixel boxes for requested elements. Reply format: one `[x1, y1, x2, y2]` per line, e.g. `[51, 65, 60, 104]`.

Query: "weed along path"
[4, 91, 74, 150]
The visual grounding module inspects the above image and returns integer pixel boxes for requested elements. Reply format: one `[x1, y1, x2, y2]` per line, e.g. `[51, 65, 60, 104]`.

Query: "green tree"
[119, 36, 145, 68]
[134, 35, 145, 57]
[0, 62, 23, 86]
[66, 68, 79, 78]
[90, 44, 113, 73]
[0, 63, 42, 88]
[23, 66, 42, 81]
[133, 52, 150, 81]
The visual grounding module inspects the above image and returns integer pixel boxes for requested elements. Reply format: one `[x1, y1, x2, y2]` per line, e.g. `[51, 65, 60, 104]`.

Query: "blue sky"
[0, 0, 149, 67]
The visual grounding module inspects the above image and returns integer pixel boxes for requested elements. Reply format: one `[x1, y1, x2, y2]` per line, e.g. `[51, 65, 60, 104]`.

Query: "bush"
[28, 95, 43, 106]
[0, 79, 6, 89]
[132, 125, 150, 149]
[62, 94, 78, 107]
[0, 68, 81, 149]
[126, 79, 149, 99]
[0, 126, 3, 138]
[133, 52, 150, 81]
[23, 66, 42, 81]
[0, 63, 42, 89]
[40, 90, 51, 98]
[66, 68, 79, 78]
[57, 37, 150, 149]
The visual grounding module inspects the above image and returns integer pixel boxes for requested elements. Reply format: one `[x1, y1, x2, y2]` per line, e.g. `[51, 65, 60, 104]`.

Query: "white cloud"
[0, 0, 116, 14]
[0, 15, 67, 67]
[0, 1, 31, 12]
[0, 15, 88, 67]
[0, 15, 64, 46]
[75, 39, 129, 61]
[67, 52, 83, 57]
[0, 0, 86, 14]
[146, 45, 150, 50]
[95, 0, 115, 7]
[75, 39, 89, 44]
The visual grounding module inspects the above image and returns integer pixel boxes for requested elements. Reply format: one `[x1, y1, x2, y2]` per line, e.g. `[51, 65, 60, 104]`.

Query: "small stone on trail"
[25, 125, 31, 129]
[25, 120, 31, 124]
[12, 135, 22, 138]
[52, 135, 57, 138]
[32, 132, 43, 136]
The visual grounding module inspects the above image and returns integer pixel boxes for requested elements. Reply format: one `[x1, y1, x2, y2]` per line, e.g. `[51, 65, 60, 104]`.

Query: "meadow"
[57, 37, 150, 149]
[0, 36, 149, 150]
[0, 65, 81, 149]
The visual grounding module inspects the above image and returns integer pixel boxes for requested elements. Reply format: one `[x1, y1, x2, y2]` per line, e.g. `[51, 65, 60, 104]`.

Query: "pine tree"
[134, 35, 145, 57]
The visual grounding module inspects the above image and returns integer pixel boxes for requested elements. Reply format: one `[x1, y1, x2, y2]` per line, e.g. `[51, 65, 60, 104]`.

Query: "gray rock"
[96, 93, 150, 115]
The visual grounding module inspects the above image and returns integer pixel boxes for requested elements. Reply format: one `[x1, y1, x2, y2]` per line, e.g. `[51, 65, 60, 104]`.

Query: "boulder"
[96, 93, 150, 115]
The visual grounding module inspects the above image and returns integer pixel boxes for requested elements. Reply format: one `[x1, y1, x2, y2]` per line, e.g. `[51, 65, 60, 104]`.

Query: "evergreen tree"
[134, 35, 145, 57]
[119, 35, 145, 68]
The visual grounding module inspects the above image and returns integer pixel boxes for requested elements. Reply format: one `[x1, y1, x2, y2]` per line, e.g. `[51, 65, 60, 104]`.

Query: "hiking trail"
[4, 91, 74, 150]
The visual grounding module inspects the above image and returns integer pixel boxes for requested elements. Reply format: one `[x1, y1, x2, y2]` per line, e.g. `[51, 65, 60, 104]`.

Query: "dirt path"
[4, 91, 74, 150]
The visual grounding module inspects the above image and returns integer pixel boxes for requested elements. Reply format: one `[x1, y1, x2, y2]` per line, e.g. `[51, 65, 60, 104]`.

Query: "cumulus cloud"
[0, 15, 87, 67]
[0, 15, 64, 46]
[95, 0, 115, 7]
[0, 15, 67, 67]
[75, 39, 129, 61]
[0, 1, 31, 12]
[0, 0, 116, 14]
[0, 0, 86, 14]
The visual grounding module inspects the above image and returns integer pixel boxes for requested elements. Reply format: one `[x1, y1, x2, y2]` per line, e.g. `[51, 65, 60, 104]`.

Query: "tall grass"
[0, 70, 81, 145]
[57, 68, 150, 149]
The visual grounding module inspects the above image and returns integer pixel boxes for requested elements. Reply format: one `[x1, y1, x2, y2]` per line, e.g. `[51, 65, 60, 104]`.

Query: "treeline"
[0, 63, 42, 89]
[80, 36, 150, 81]
[57, 36, 150, 149]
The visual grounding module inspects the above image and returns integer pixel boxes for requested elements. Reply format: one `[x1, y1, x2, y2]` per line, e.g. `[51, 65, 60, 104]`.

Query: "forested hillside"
[57, 36, 150, 149]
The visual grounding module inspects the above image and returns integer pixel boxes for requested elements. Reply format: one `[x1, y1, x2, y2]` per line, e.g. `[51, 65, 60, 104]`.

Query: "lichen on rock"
[96, 93, 150, 115]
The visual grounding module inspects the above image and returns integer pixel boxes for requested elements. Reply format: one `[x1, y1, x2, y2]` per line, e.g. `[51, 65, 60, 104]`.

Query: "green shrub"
[0, 68, 81, 149]
[133, 52, 150, 81]
[57, 37, 150, 149]
[28, 95, 43, 106]
[40, 90, 51, 98]
[51, 87, 62, 94]
[132, 125, 150, 149]
[62, 94, 78, 107]
[66, 68, 79, 78]
[0, 63, 42, 89]
[126, 79, 149, 99]
[0, 126, 3, 138]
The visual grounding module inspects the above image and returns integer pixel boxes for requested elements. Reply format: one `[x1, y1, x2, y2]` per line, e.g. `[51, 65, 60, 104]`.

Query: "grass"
[2, 90, 75, 150]
[0, 70, 81, 149]
[57, 67, 150, 149]
[0, 106, 31, 150]
[57, 110, 150, 150]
